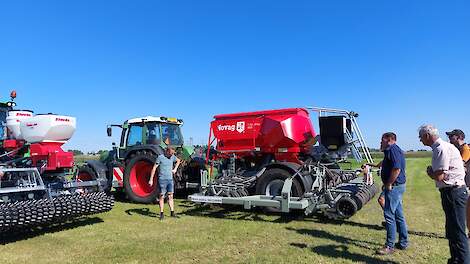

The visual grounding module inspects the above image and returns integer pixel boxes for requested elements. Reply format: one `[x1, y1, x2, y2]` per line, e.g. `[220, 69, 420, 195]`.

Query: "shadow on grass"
[0, 217, 103, 245]
[180, 201, 445, 240]
[316, 219, 445, 240]
[125, 207, 158, 218]
[288, 228, 398, 264]
[113, 192, 187, 205]
[312, 245, 398, 264]
[180, 202, 306, 223]
[288, 228, 382, 249]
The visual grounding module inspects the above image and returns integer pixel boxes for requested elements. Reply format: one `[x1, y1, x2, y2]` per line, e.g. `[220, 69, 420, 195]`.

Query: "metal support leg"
[280, 177, 292, 213]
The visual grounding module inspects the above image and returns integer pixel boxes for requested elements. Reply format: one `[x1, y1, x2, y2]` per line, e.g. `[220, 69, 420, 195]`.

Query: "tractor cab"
[107, 116, 184, 160]
[102, 115, 199, 203]
[0, 91, 17, 141]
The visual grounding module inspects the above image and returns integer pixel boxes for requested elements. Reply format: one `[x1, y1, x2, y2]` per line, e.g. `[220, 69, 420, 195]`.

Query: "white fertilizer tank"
[19, 114, 76, 143]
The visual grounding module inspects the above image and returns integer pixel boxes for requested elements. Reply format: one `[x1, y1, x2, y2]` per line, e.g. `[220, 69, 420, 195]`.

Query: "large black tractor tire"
[255, 168, 304, 212]
[123, 152, 158, 203]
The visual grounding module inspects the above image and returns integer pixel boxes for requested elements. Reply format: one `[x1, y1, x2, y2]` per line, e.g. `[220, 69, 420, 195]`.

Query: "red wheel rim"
[129, 160, 155, 197]
[78, 171, 92, 181]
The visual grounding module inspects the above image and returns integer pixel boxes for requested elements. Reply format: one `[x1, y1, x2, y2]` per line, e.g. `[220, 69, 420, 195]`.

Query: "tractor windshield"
[125, 122, 183, 147]
[146, 122, 161, 145]
[161, 123, 183, 146]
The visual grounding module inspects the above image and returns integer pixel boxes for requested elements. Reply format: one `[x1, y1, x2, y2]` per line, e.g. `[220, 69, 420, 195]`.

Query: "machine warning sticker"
[190, 195, 223, 204]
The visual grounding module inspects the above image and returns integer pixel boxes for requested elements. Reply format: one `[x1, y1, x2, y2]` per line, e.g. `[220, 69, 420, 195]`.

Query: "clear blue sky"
[1, 1, 469, 152]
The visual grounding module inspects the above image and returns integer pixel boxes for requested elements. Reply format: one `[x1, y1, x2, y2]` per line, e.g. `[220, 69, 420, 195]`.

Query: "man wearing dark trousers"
[375, 132, 408, 255]
[446, 129, 470, 238]
[420, 125, 469, 264]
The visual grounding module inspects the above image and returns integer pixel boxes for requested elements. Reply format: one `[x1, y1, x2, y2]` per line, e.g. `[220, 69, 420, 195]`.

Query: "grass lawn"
[0, 157, 453, 263]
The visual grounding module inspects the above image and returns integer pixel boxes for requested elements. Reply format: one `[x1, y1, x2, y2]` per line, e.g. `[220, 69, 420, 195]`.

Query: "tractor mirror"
[107, 127, 112, 137]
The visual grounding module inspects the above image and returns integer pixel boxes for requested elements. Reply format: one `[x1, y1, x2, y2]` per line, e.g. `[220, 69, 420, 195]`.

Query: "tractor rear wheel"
[123, 152, 158, 203]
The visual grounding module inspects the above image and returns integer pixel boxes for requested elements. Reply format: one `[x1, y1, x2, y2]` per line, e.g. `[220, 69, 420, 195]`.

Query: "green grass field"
[0, 157, 453, 263]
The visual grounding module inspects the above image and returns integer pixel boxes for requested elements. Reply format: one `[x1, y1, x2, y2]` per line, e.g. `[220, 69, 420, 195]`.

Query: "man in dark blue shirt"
[368, 132, 408, 255]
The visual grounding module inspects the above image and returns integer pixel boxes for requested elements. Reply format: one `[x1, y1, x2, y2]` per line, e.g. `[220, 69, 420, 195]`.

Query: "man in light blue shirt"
[149, 147, 181, 220]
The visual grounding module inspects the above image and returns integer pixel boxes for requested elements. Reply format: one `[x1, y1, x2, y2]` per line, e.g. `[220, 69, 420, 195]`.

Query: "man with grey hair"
[419, 124, 469, 264]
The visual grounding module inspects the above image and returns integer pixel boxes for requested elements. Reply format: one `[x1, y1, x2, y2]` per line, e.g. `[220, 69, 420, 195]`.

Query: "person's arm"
[427, 167, 445, 181]
[385, 168, 401, 190]
[384, 149, 403, 190]
[427, 148, 448, 182]
[172, 156, 181, 174]
[363, 160, 382, 169]
[149, 159, 160, 185]
[366, 160, 382, 168]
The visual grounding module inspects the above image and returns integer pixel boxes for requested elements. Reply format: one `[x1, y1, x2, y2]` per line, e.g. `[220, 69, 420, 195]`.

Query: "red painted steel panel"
[210, 108, 316, 162]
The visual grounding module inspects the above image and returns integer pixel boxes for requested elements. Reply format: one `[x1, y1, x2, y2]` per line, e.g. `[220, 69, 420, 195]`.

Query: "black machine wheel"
[255, 168, 304, 212]
[123, 152, 158, 203]
[256, 168, 303, 197]
[77, 166, 97, 181]
[336, 196, 358, 219]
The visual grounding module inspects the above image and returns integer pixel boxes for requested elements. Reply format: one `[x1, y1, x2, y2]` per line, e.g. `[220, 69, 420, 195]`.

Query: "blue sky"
[1, 1, 469, 152]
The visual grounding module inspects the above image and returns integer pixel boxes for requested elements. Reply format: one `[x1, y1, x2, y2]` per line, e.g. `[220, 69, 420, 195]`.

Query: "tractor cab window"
[126, 124, 143, 146]
[0, 107, 8, 140]
[146, 122, 161, 145]
[161, 123, 183, 145]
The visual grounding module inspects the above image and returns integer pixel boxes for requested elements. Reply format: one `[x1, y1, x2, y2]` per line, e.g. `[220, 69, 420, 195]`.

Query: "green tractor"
[79, 116, 204, 203]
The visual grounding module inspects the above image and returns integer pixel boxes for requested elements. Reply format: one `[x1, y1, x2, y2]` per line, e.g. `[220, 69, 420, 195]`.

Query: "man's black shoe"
[395, 243, 408, 250]
[159, 212, 164, 220]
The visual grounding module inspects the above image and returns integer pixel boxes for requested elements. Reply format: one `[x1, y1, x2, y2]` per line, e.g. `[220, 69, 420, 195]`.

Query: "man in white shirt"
[419, 124, 469, 264]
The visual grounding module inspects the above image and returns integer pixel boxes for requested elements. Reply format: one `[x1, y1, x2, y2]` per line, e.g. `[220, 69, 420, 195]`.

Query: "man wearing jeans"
[420, 125, 469, 264]
[149, 147, 181, 220]
[376, 132, 408, 255]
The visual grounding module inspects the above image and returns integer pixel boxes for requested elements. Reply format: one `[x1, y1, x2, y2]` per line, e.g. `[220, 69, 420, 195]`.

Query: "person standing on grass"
[368, 132, 408, 255]
[446, 129, 470, 238]
[419, 125, 469, 264]
[149, 147, 181, 220]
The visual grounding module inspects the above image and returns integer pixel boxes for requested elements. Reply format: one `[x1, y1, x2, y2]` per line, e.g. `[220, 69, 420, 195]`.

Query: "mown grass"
[0, 157, 452, 263]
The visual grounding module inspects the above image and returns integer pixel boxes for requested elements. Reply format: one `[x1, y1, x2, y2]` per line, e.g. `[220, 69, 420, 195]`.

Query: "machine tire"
[123, 152, 158, 203]
[336, 196, 358, 218]
[77, 165, 111, 193]
[77, 166, 97, 181]
[255, 168, 303, 212]
[256, 168, 303, 197]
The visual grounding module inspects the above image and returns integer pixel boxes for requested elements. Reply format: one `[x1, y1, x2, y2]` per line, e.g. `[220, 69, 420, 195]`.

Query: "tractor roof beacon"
[0, 91, 114, 233]
[189, 106, 378, 219]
